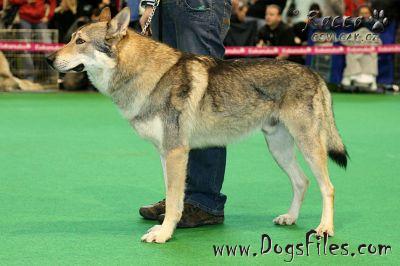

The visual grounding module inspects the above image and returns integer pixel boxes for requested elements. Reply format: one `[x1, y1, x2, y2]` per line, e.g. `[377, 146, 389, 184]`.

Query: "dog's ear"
[106, 7, 130, 39]
[98, 7, 111, 22]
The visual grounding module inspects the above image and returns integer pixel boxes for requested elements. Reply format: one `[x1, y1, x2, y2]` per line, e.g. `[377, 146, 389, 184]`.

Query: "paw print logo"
[370, 10, 389, 33]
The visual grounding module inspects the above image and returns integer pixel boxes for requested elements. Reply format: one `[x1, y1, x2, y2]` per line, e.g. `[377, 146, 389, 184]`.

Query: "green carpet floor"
[0, 92, 399, 265]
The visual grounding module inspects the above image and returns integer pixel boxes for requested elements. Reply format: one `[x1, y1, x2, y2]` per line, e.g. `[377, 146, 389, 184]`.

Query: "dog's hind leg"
[141, 146, 189, 243]
[292, 130, 335, 237]
[263, 123, 310, 226]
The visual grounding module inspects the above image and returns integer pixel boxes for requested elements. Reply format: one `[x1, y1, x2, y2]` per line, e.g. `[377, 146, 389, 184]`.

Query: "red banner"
[0, 41, 63, 52]
[225, 44, 400, 56]
[0, 41, 399, 55]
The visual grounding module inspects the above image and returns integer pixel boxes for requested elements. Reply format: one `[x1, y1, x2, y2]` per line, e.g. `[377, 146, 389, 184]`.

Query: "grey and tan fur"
[47, 7, 348, 243]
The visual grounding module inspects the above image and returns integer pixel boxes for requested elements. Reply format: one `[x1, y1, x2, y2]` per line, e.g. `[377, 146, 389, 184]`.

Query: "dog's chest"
[131, 116, 164, 149]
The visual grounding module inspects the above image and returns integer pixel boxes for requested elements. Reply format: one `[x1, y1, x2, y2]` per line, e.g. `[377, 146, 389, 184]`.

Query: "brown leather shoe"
[139, 199, 165, 220]
[157, 203, 224, 228]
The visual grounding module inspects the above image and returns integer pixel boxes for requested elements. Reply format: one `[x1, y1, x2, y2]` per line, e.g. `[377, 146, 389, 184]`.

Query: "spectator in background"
[282, 0, 318, 25]
[247, 0, 287, 19]
[10, 0, 56, 80]
[257, 4, 303, 63]
[322, 0, 344, 17]
[341, 5, 381, 91]
[0, 0, 16, 28]
[344, 0, 366, 16]
[371, 0, 400, 87]
[10, 0, 56, 26]
[282, 1, 343, 25]
[224, 0, 259, 47]
[231, 0, 249, 23]
[287, 2, 323, 45]
[66, 2, 117, 42]
[50, 0, 77, 43]
[371, 0, 400, 86]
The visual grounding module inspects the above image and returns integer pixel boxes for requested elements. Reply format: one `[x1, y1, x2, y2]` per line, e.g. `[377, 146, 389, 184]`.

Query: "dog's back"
[175, 57, 337, 151]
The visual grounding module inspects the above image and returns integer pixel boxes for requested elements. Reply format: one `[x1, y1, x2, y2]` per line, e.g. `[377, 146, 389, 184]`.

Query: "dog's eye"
[76, 38, 86, 44]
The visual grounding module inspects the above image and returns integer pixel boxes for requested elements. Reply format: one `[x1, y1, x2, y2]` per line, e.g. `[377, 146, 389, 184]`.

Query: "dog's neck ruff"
[87, 67, 114, 95]
[86, 50, 117, 95]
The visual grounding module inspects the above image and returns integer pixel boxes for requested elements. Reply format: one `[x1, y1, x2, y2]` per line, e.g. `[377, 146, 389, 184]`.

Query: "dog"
[47, 7, 348, 243]
[0, 51, 44, 92]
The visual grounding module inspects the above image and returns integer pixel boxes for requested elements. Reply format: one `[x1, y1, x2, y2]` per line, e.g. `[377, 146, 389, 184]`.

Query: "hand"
[139, 6, 153, 35]
[41, 17, 49, 23]
[28, 0, 36, 4]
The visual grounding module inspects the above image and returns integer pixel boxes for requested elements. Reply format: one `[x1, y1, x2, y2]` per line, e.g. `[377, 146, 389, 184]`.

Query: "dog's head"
[47, 7, 130, 73]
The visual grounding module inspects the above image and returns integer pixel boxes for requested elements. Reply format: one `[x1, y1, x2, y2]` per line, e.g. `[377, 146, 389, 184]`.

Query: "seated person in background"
[224, 0, 259, 47]
[322, 0, 344, 17]
[10, 0, 56, 80]
[341, 5, 381, 91]
[344, 0, 365, 17]
[231, 0, 248, 23]
[247, 0, 286, 19]
[257, 4, 303, 64]
[49, 0, 78, 43]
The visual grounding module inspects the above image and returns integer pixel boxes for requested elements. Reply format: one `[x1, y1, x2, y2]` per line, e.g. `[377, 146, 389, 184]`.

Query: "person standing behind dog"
[138, 0, 231, 228]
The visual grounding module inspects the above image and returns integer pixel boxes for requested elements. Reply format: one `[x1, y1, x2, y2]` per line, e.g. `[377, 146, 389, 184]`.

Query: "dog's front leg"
[141, 146, 189, 243]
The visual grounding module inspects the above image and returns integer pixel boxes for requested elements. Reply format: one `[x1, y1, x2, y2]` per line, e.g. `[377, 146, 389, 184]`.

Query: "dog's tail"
[321, 82, 349, 169]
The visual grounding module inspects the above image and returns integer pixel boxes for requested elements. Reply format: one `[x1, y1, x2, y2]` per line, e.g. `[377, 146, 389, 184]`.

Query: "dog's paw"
[273, 214, 296, 225]
[315, 223, 334, 237]
[141, 225, 172, 243]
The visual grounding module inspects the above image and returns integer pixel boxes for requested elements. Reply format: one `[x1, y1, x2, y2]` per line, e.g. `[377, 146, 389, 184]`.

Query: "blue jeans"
[151, 0, 231, 215]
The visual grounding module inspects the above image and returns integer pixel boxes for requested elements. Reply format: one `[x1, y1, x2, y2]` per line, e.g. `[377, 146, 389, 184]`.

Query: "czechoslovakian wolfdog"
[47, 7, 348, 243]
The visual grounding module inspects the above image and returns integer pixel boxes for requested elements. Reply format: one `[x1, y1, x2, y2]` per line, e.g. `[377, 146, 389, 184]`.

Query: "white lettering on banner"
[0, 41, 63, 52]
[0, 41, 399, 55]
